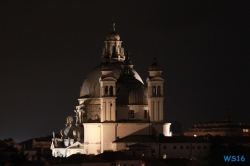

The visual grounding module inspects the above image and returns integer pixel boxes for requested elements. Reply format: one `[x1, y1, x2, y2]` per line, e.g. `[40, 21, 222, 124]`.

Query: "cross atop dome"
[149, 58, 161, 71]
[111, 21, 115, 32]
[106, 21, 120, 41]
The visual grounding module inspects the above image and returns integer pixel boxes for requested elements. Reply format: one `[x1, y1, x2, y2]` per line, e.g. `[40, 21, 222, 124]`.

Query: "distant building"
[184, 109, 250, 137]
[153, 135, 250, 165]
[20, 135, 53, 160]
[153, 135, 211, 160]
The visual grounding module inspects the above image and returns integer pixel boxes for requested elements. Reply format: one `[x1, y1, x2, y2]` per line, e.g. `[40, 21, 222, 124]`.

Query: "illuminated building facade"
[184, 110, 250, 137]
[51, 22, 165, 157]
[184, 121, 250, 137]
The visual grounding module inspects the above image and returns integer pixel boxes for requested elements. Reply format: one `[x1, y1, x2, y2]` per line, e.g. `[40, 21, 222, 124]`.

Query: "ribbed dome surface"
[80, 62, 144, 98]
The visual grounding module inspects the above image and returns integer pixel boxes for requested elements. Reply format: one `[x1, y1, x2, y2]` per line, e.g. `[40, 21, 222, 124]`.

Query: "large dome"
[80, 62, 144, 98]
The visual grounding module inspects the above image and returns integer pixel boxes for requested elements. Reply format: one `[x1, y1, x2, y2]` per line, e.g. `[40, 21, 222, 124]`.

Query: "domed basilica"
[51, 22, 165, 157]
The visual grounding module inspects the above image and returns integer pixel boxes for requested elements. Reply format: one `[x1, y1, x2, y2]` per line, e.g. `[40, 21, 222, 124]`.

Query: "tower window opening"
[157, 86, 161, 96]
[129, 110, 134, 118]
[105, 86, 108, 95]
[144, 110, 147, 118]
[112, 46, 117, 57]
[152, 86, 156, 96]
[109, 86, 113, 96]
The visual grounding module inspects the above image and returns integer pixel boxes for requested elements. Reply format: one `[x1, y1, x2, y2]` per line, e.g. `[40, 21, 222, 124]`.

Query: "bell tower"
[146, 58, 164, 121]
[99, 62, 117, 122]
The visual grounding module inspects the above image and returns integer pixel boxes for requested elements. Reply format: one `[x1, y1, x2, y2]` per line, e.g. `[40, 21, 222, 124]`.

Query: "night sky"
[0, 1, 249, 142]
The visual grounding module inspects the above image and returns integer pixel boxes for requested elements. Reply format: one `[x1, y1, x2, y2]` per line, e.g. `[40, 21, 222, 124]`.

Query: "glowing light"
[243, 129, 249, 132]
[194, 135, 197, 137]
[163, 123, 172, 136]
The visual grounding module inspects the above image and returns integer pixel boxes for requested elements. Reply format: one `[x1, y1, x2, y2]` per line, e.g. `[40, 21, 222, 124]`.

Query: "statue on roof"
[59, 116, 75, 139]
[74, 105, 85, 125]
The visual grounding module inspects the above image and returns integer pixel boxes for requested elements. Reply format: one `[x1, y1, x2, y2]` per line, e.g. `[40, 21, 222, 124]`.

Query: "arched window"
[129, 110, 134, 118]
[152, 86, 156, 96]
[105, 86, 108, 95]
[109, 86, 113, 96]
[157, 86, 161, 96]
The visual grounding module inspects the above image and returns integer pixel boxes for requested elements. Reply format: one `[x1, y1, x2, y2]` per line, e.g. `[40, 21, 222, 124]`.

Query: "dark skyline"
[0, 1, 249, 142]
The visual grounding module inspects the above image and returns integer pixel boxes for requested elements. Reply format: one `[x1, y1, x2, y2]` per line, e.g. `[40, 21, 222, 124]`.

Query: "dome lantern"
[148, 58, 162, 77]
[102, 22, 124, 62]
[149, 58, 161, 71]
[121, 52, 134, 76]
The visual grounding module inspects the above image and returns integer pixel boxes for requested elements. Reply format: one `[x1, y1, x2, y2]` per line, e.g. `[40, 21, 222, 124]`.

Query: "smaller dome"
[106, 31, 120, 41]
[149, 58, 161, 71]
[123, 55, 133, 65]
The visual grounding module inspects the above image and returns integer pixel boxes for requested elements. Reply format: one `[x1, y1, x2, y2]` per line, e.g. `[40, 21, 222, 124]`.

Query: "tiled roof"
[114, 135, 156, 143]
[128, 143, 149, 148]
